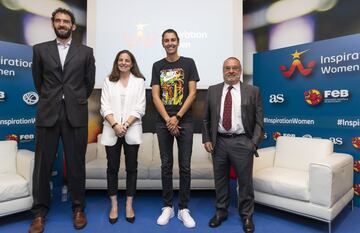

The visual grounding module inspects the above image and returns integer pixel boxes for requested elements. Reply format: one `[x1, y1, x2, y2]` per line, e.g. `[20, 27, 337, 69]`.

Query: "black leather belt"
[217, 133, 245, 138]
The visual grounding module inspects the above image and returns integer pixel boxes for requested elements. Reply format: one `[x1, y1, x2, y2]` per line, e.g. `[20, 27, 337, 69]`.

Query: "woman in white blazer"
[100, 50, 146, 224]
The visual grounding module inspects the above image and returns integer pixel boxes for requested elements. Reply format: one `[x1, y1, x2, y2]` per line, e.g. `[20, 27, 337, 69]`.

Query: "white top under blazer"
[100, 74, 146, 146]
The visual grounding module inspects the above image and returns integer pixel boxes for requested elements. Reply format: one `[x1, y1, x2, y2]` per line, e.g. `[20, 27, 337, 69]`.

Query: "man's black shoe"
[243, 217, 255, 233]
[208, 213, 228, 228]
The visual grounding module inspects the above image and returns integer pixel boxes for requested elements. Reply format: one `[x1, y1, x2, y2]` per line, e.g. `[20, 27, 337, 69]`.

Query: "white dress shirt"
[57, 39, 71, 70]
[218, 82, 245, 134]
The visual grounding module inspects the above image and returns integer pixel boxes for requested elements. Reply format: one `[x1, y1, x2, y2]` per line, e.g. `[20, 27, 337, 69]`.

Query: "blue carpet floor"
[1, 184, 359, 233]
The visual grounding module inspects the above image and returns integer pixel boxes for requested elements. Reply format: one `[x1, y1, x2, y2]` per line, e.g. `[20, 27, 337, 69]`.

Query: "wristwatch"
[175, 114, 182, 121]
[111, 122, 118, 128]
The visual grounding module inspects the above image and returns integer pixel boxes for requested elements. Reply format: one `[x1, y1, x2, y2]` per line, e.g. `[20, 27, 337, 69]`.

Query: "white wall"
[87, 0, 243, 88]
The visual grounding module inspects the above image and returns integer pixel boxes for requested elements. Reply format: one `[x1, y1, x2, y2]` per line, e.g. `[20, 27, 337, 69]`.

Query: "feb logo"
[279, 49, 316, 78]
[354, 184, 360, 196]
[354, 161, 360, 173]
[6, 134, 18, 142]
[304, 89, 322, 106]
[272, 132, 281, 141]
[352, 137, 360, 149]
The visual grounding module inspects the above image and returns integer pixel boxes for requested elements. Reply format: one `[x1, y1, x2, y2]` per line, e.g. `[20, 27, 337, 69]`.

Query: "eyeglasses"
[224, 66, 241, 71]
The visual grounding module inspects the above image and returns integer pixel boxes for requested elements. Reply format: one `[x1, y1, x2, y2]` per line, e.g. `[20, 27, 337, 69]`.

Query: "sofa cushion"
[191, 162, 214, 179]
[274, 136, 333, 171]
[0, 141, 17, 174]
[138, 133, 153, 165]
[192, 134, 212, 163]
[86, 158, 148, 179]
[254, 167, 309, 201]
[0, 173, 30, 202]
[97, 134, 107, 159]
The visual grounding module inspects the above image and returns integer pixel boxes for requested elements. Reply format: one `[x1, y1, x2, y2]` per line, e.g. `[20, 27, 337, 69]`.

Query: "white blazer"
[100, 74, 146, 146]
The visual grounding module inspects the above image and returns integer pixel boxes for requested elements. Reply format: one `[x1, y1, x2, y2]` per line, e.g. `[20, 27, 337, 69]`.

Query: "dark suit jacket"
[202, 82, 264, 148]
[32, 39, 95, 127]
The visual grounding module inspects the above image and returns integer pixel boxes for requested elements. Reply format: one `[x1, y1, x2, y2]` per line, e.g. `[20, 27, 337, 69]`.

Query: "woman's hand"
[114, 124, 127, 137]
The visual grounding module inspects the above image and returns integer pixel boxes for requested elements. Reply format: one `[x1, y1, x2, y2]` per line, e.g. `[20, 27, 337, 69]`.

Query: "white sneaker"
[157, 206, 174, 225]
[177, 208, 196, 228]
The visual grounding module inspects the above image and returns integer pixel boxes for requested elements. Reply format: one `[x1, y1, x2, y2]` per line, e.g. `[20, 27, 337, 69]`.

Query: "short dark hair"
[162, 29, 179, 41]
[51, 7, 76, 25]
[109, 50, 145, 82]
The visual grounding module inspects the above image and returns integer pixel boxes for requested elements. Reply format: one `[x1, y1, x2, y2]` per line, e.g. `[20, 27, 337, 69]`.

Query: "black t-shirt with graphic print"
[151, 56, 200, 123]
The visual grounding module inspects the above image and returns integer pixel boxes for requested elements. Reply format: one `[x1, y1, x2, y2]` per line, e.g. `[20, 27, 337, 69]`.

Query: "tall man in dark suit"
[29, 8, 95, 233]
[202, 57, 263, 233]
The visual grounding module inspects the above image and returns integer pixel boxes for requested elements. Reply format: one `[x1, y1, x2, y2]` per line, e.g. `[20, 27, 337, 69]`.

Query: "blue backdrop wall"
[254, 33, 360, 206]
[0, 41, 36, 150]
[0, 40, 65, 187]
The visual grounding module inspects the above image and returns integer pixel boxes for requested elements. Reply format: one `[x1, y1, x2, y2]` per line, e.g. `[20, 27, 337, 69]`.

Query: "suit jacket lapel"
[47, 40, 63, 82]
[64, 42, 78, 68]
[215, 83, 224, 122]
[48, 40, 62, 68]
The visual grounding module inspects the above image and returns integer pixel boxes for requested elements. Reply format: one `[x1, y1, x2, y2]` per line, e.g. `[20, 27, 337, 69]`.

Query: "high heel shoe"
[125, 215, 135, 223]
[125, 206, 135, 223]
[109, 216, 118, 224]
[109, 206, 118, 224]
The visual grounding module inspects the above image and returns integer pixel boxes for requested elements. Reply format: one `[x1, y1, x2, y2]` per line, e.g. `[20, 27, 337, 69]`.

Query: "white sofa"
[0, 141, 35, 217]
[85, 133, 215, 190]
[253, 136, 354, 232]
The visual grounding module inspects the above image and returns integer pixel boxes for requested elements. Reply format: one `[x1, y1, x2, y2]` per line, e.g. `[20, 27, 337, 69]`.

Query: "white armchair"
[0, 140, 35, 217]
[253, 136, 353, 233]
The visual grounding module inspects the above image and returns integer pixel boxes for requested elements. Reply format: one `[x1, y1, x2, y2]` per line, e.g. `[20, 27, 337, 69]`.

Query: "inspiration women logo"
[279, 49, 316, 78]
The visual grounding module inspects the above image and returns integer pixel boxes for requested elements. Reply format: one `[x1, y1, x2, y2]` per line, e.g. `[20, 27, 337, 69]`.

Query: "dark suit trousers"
[212, 135, 254, 219]
[32, 101, 87, 217]
[105, 137, 139, 197]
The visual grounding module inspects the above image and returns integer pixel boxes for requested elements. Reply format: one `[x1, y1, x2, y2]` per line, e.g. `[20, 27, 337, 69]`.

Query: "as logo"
[280, 49, 316, 78]
[269, 94, 284, 103]
[0, 91, 5, 101]
[304, 89, 322, 106]
[352, 137, 360, 149]
[329, 137, 343, 145]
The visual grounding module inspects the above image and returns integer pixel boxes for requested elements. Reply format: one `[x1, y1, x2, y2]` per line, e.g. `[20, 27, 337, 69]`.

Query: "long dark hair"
[109, 50, 145, 82]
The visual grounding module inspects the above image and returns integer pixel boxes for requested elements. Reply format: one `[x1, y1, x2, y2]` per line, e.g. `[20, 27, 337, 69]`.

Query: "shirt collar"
[56, 38, 72, 47]
[224, 81, 240, 91]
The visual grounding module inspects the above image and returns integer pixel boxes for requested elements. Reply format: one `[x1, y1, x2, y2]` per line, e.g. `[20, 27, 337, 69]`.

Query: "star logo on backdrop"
[123, 24, 156, 48]
[279, 49, 316, 78]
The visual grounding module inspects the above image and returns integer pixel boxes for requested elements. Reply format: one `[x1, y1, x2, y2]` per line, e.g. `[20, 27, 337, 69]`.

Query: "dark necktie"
[222, 86, 233, 131]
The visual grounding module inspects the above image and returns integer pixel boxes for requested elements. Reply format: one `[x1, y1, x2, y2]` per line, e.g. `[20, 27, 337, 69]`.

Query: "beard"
[54, 27, 72, 39]
[224, 74, 241, 85]
[225, 74, 240, 79]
